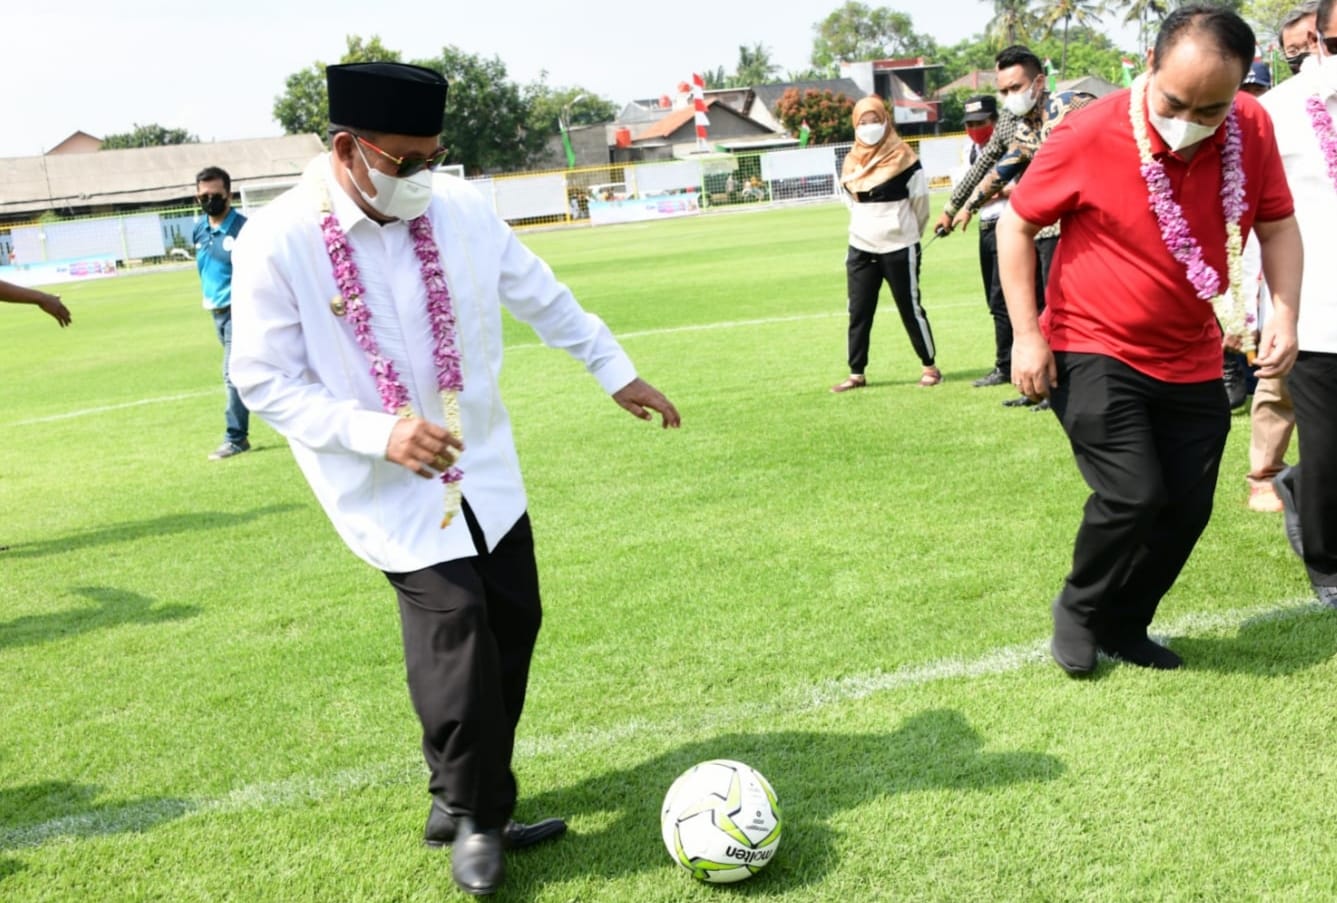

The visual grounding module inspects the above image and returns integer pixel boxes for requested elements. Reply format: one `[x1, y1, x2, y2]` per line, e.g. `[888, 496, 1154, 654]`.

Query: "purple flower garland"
[320, 210, 465, 504]
[1306, 95, 1337, 195]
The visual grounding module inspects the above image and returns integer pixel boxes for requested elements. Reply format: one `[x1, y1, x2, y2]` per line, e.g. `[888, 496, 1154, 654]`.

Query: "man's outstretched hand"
[613, 378, 681, 428]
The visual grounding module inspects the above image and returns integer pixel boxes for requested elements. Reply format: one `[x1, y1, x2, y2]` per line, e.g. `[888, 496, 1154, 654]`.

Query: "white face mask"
[1001, 82, 1038, 117]
[1148, 109, 1220, 152]
[353, 142, 435, 221]
[855, 122, 887, 146]
[1319, 51, 1337, 97]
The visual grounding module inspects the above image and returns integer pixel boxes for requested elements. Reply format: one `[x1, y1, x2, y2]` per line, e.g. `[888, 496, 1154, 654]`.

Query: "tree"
[700, 66, 731, 89]
[1118, 0, 1167, 53]
[1037, 0, 1106, 76]
[412, 47, 533, 174]
[773, 88, 858, 144]
[272, 35, 402, 139]
[982, 0, 1041, 48]
[101, 123, 198, 149]
[524, 85, 617, 133]
[736, 43, 782, 85]
[1241, 0, 1295, 48]
[811, 3, 938, 73]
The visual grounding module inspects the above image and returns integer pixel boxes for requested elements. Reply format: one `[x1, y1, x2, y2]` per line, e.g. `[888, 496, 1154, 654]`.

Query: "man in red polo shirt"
[997, 5, 1303, 676]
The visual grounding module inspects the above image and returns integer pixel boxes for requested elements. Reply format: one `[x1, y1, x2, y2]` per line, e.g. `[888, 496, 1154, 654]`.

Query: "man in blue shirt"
[193, 166, 250, 459]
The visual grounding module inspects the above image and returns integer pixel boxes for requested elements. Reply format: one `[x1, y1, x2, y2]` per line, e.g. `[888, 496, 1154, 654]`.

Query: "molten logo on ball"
[660, 759, 782, 883]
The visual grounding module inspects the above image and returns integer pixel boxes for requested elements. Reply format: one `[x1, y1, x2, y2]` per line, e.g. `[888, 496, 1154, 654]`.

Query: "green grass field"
[2, 201, 1333, 902]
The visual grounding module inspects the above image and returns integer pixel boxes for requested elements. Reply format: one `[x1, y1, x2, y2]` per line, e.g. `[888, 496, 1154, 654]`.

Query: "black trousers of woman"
[383, 502, 543, 829]
[845, 243, 936, 375]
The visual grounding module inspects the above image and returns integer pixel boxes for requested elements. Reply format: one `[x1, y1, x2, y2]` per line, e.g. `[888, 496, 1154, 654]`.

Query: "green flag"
[1120, 57, 1136, 87]
[560, 122, 576, 169]
[798, 120, 811, 148]
[1044, 58, 1057, 92]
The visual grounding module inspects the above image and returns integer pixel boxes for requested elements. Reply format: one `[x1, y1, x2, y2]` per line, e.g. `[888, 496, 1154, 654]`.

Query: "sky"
[3, 1, 1143, 159]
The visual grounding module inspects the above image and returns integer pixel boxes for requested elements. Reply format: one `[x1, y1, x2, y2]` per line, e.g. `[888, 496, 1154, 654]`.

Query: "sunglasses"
[356, 135, 449, 177]
[1323, 33, 1337, 55]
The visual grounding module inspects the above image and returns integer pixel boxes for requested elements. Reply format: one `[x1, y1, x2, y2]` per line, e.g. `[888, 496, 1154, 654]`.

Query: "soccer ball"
[660, 758, 782, 883]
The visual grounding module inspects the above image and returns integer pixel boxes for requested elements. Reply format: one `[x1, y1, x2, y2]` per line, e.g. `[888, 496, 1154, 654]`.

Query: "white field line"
[2, 598, 1323, 851]
[8, 304, 983, 427]
[11, 390, 217, 426]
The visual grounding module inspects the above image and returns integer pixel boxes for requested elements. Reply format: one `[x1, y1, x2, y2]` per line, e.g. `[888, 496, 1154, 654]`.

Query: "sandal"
[831, 375, 867, 393]
[918, 366, 943, 387]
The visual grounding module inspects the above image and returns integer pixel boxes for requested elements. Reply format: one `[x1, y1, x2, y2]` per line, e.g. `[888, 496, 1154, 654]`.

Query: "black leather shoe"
[1223, 351, 1249, 410]
[1273, 467, 1304, 559]
[1031, 399, 1052, 412]
[972, 367, 1009, 388]
[1098, 637, 1182, 670]
[426, 798, 567, 850]
[1002, 395, 1035, 408]
[451, 817, 504, 897]
[1050, 598, 1096, 676]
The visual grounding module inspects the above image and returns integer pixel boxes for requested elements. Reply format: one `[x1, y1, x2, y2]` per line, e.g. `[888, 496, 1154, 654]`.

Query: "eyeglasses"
[355, 135, 449, 177]
[197, 192, 227, 202]
[1322, 33, 1337, 56]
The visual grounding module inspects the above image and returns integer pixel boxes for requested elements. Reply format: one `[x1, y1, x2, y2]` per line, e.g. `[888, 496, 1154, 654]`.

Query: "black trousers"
[1050, 353, 1230, 642]
[845, 243, 936, 374]
[383, 503, 543, 828]
[978, 226, 1054, 377]
[1288, 351, 1337, 587]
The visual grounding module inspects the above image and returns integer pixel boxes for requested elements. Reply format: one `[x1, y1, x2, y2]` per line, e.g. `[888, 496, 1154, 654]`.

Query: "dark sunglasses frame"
[356, 135, 449, 177]
[1322, 34, 1337, 56]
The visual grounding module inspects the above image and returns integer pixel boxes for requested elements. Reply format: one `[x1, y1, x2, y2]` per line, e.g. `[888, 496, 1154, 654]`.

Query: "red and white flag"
[691, 73, 710, 146]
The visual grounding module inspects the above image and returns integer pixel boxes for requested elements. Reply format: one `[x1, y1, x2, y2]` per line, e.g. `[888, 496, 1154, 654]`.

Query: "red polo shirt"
[1009, 89, 1294, 383]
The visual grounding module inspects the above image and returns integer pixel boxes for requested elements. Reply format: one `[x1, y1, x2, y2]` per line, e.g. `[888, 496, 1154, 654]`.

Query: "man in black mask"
[193, 166, 250, 460]
[1281, 2, 1319, 74]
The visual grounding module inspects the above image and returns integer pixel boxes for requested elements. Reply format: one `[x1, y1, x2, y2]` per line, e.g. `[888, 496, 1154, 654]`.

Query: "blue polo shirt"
[193, 208, 247, 310]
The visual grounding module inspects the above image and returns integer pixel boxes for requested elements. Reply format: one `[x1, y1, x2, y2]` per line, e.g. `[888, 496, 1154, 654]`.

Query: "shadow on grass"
[1170, 603, 1337, 675]
[0, 504, 301, 559]
[0, 587, 199, 651]
[508, 708, 1064, 893]
[0, 780, 194, 868]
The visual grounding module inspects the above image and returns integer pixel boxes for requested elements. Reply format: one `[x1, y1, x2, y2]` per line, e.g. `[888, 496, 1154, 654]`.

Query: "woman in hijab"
[831, 96, 941, 392]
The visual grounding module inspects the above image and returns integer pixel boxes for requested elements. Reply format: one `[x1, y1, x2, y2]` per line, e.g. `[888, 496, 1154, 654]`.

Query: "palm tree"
[1038, 0, 1107, 75]
[1119, 0, 1167, 54]
[735, 43, 780, 87]
[983, 0, 1040, 48]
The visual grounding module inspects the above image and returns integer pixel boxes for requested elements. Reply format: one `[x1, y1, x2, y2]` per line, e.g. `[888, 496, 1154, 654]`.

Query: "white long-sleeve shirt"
[1260, 70, 1337, 353]
[230, 156, 636, 572]
[844, 162, 930, 254]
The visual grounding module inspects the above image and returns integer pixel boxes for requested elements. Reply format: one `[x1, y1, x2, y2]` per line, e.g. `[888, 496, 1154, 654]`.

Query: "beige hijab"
[841, 96, 918, 194]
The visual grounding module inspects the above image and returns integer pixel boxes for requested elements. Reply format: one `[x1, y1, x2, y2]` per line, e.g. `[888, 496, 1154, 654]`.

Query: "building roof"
[752, 79, 865, 115]
[0, 134, 325, 216]
[633, 100, 718, 141]
[935, 70, 1000, 96]
[47, 131, 103, 154]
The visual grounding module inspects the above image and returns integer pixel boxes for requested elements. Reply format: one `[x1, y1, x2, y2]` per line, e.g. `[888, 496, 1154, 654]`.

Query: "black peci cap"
[327, 62, 448, 137]
[963, 94, 998, 123]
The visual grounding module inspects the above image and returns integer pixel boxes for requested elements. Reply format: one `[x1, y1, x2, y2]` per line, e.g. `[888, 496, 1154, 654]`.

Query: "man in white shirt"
[1260, 0, 1337, 608]
[229, 62, 680, 896]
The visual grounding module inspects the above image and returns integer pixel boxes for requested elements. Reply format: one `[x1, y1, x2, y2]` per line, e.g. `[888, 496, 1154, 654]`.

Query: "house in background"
[614, 98, 793, 163]
[750, 78, 867, 133]
[0, 134, 325, 223]
[840, 58, 942, 133]
[46, 131, 103, 154]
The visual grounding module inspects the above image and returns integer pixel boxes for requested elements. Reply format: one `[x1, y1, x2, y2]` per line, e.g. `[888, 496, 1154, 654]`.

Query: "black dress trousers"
[383, 502, 543, 829]
[1288, 351, 1337, 588]
[1049, 352, 1230, 642]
